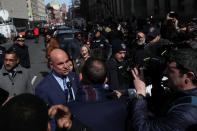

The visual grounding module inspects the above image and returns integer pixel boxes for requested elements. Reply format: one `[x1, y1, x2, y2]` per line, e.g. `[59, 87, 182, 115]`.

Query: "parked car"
[53, 25, 72, 36]
[0, 24, 18, 39]
[55, 29, 80, 58]
[25, 29, 34, 39]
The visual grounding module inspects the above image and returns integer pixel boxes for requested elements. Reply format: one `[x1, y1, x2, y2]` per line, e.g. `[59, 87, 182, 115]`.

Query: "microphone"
[66, 81, 72, 89]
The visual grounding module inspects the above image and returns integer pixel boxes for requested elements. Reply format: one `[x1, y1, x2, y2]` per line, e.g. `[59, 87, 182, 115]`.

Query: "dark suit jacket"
[67, 85, 127, 131]
[35, 72, 80, 106]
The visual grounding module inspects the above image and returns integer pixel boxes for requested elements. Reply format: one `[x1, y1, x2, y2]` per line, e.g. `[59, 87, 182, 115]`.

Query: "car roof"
[56, 25, 71, 30]
[55, 29, 80, 35]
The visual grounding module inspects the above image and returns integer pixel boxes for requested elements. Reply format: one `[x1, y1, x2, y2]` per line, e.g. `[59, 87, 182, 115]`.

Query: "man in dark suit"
[35, 49, 80, 106]
[68, 58, 127, 131]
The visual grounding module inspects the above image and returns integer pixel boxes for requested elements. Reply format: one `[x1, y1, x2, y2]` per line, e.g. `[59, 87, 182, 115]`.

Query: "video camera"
[122, 56, 166, 86]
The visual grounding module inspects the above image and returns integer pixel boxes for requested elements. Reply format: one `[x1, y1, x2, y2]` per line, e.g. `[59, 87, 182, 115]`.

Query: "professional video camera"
[116, 55, 167, 99]
[122, 56, 166, 86]
[122, 42, 191, 86]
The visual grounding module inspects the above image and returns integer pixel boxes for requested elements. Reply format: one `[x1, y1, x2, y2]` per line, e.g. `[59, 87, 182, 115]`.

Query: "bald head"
[50, 49, 68, 62]
[49, 49, 71, 76]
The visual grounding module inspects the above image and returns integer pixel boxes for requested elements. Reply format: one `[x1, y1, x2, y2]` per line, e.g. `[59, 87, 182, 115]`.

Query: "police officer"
[106, 39, 133, 90]
[9, 35, 30, 68]
[91, 30, 111, 60]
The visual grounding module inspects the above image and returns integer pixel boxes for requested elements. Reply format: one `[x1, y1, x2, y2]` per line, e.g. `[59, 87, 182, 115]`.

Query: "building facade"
[80, 0, 197, 22]
[0, 0, 46, 28]
[0, 0, 28, 27]
[30, 0, 46, 21]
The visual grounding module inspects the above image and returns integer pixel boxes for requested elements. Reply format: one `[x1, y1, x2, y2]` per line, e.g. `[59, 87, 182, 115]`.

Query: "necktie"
[66, 81, 74, 101]
[63, 77, 74, 102]
[63, 78, 68, 102]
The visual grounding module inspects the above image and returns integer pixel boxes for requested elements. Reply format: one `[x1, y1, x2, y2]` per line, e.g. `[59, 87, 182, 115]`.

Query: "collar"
[52, 71, 68, 79]
[2, 66, 23, 76]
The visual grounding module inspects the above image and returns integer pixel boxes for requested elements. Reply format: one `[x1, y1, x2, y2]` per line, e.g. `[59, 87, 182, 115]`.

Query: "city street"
[27, 36, 50, 87]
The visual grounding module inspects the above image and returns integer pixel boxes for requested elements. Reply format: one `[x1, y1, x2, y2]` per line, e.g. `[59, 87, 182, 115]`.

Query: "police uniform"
[106, 39, 133, 90]
[9, 35, 31, 68]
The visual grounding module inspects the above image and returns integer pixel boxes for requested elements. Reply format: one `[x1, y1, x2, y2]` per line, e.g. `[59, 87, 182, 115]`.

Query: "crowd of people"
[0, 12, 197, 131]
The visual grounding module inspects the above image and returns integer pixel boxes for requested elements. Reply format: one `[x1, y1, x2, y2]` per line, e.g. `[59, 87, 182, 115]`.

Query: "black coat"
[106, 58, 133, 90]
[68, 85, 127, 131]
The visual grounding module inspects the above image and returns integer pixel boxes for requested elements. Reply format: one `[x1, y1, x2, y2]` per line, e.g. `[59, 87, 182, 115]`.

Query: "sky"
[44, 0, 72, 6]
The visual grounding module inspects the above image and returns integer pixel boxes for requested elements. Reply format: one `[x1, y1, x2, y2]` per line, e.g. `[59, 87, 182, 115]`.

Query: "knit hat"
[112, 39, 126, 54]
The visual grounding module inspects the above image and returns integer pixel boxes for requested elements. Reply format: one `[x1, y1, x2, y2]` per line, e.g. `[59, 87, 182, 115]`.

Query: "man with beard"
[128, 31, 147, 66]
[0, 49, 34, 97]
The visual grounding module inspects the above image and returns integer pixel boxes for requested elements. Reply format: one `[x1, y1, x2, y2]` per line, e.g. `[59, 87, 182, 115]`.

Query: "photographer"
[106, 39, 133, 90]
[129, 48, 197, 131]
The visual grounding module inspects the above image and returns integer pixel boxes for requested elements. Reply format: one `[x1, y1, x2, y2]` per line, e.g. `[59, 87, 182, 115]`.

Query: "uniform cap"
[16, 35, 25, 41]
[112, 39, 126, 54]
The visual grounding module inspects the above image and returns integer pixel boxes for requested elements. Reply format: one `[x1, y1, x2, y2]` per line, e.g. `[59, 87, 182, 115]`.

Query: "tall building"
[0, 0, 28, 27]
[0, 0, 46, 28]
[46, 0, 68, 25]
[26, 0, 33, 21]
[30, 0, 46, 21]
[80, 0, 197, 21]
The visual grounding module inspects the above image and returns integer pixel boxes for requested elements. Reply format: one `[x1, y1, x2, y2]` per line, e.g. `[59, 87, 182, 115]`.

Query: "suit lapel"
[48, 74, 67, 99]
